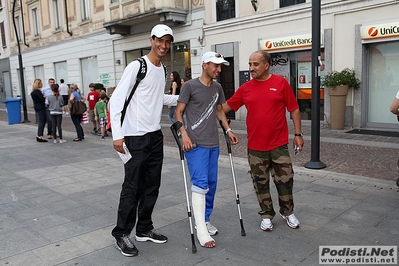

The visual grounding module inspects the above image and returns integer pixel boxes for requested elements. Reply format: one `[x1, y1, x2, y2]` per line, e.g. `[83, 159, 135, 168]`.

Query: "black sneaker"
[115, 235, 139, 257]
[135, 230, 168, 244]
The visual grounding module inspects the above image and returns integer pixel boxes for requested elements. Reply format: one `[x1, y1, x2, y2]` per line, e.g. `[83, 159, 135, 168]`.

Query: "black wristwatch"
[294, 133, 303, 137]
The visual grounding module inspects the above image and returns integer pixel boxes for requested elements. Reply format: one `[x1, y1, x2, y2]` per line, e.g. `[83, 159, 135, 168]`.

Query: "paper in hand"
[117, 142, 132, 164]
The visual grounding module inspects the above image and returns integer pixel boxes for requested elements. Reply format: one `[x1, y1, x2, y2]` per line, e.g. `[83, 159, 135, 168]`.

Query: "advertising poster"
[297, 62, 312, 89]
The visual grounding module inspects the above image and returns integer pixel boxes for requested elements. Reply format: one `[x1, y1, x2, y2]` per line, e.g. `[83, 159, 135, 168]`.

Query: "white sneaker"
[206, 222, 218, 236]
[59, 139, 67, 143]
[53, 139, 58, 144]
[279, 212, 300, 229]
[260, 218, 273, 231]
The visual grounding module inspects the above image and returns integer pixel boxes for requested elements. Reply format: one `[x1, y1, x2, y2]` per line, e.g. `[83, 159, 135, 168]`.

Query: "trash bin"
[4, 98, 22, 125]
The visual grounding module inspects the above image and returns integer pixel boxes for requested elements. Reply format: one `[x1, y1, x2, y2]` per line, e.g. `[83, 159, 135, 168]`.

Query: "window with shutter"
[0, 22, 6, 47]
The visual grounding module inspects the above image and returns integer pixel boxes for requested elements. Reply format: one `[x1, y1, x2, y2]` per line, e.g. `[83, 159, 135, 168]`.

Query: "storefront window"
[124, 44, 192, 93]
[172, 41, 191, 81]
[269, 50, 325, 120]
[367, 41, 399, 125]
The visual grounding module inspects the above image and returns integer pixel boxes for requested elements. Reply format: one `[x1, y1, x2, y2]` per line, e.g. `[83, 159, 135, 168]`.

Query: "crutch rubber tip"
[192, 246, 197, 253]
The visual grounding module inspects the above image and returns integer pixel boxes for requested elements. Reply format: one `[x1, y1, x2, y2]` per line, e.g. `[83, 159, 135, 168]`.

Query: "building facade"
[5, 0, 399, 129]
[0, 0, 12, 101]
[202, 0, 399, 129]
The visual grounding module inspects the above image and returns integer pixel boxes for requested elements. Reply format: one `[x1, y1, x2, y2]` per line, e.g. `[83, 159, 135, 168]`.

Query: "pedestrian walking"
[168, 71, 181, 123]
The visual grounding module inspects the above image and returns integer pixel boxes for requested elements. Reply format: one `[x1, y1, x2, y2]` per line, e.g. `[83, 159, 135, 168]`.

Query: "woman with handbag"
[69, 84, 86, 141]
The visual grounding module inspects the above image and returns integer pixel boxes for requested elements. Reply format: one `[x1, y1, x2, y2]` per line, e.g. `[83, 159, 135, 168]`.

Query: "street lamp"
[304, 0, 325, 169]
[12, 0, 30, 123]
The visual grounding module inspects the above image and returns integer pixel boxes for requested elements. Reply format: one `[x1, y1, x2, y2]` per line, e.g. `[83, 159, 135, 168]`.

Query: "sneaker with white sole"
[279, 212, 300, 229]
[260, 218, 274, 231]
[206, 222, 218, 236]
[115, 235, 139, 257]
[135, 230, 167, 244]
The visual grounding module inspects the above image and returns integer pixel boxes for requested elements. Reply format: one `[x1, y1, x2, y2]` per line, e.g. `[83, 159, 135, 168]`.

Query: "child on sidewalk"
[47, 84, 66, 143]
[94, 94, 108, 140]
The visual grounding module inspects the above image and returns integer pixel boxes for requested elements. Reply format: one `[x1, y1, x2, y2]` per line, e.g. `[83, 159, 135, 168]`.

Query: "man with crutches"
[174, 51, 238, 248]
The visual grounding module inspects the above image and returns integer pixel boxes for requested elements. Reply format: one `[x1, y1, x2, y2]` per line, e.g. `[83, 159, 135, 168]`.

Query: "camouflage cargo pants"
[248, 145, 294, 219]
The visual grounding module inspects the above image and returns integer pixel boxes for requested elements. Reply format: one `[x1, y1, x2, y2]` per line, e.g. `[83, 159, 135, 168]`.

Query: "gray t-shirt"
[48, 95, 64, 115]
[178, 78, 226, 148]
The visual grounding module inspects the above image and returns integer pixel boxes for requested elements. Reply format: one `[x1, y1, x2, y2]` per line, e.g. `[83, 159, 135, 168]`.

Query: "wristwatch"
[294, 133, 303, 137]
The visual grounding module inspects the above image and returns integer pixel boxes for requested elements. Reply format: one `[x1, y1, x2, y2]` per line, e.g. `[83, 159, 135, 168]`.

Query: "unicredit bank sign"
[259, 34, 314, 51]
[361, 21, 399, 40]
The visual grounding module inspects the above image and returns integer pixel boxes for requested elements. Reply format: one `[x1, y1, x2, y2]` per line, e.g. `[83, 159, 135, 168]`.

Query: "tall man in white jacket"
[109, 24, 178, 257]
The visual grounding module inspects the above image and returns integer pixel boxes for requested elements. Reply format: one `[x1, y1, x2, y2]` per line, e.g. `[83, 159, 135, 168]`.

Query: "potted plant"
[321, 68, 361, 130]
[322, 68, 360, 90]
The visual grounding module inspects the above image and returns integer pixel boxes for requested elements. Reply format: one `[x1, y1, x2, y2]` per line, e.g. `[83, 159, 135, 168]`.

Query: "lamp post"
[12, 0, 30, 123]
[304, 0, 325, 169]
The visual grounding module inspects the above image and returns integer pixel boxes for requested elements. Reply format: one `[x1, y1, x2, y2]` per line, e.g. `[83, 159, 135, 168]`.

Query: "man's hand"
[181, 133, 195, 152]
[293, 136, 304, 151]
[228, 131, 239, 145]
[113, 138, 125, 153]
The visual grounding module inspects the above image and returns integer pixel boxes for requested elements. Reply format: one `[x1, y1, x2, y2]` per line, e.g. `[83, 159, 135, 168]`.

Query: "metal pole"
[12, 0, 30, 123]
[304, 0, 325, 169]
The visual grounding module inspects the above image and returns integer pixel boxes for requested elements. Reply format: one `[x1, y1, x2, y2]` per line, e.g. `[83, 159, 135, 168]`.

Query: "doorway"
[218, 57, 235, 119]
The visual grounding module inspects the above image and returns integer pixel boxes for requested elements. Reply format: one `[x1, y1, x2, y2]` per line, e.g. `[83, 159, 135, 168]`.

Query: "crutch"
[219, 120, 246, 236]
[170, 121, 197, 253]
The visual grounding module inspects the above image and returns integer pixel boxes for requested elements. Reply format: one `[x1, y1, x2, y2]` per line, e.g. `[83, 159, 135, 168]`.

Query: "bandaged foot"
[192, 192, 215, 248]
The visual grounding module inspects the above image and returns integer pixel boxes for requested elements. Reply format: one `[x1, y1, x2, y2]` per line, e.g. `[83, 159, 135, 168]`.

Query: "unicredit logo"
[367, 25, 399, 37]
[265, 41, 272, 49]
[368, 27, 378, 37]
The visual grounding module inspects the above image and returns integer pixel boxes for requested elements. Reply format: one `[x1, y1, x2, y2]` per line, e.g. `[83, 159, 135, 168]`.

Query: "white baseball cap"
[201, 52, 230, 66]
[151, 24, 174, 42]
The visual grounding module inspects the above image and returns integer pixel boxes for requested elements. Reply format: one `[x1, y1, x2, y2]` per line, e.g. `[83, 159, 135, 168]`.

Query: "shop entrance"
[269, 50, 325, 121]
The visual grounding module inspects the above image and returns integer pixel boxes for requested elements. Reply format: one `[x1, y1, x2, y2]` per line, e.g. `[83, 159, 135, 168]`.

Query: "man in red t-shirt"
[87, 83, 101, 134]
[223, 50, 304, 232]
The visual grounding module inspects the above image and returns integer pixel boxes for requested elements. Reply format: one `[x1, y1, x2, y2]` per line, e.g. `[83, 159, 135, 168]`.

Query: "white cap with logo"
[201, 52, 230, 66]
[151, 24, 174, 42]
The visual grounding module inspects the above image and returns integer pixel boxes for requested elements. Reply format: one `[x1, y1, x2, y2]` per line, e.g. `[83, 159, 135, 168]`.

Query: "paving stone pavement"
[1, 104, 399, 182]
[0, 105, 398, 265]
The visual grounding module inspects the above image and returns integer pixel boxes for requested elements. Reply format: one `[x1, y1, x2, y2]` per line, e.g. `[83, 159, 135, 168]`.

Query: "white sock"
[192, 192, 214, 246]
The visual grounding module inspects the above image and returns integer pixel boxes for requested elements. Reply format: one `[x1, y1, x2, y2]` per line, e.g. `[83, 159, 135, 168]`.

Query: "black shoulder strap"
[162, 63, 167, 79]
[120, 58, 147, 126]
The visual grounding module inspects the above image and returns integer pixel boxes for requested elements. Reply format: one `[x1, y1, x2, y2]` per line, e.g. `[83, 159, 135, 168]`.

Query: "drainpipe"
[64, 0, 73, 36]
